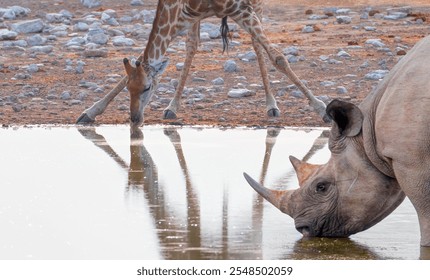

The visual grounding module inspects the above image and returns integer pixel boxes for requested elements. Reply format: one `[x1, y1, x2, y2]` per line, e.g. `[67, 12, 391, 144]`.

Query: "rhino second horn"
[243, 172, 293, 215]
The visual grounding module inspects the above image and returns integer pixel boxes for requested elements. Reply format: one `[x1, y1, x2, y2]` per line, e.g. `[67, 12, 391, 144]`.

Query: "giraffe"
[76, 0, 329, 128]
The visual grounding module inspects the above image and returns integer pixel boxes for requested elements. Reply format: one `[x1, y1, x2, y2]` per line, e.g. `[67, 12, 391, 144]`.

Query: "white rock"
[384, 12, 408, 20]
[336, 86, 348, 94]
[284, 46, 299, 56]
[176, 62, 184, 71]
[320, 81, 336, 87]
[337, 50, 351, 58]
[227, 88, 255, 98]
[302, 25, 315, 33]
[46, 13, 67, 23]
[81, 0, 101, 8]
[365, 69, 389, 80]
[224, 60, 237, 72]
[112, 36, 135, 46]
[131, 0, 144, 6]
[336, 16, 352, 24]
[0, 29, 18, 40]
[336, 8, 351, 14]
[365, 38, 386, 48]
[11, 19, 44, 34]
[212, 77, 224, 85]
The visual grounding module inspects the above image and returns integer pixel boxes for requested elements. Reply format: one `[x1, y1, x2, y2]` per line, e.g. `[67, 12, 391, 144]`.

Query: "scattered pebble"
[302, 25, 315, 33]
[12, 104, 23, 112]
[336, 16, 352, 24]
[283, 46, 299, 56]
[320, 81, 336, 87]
[0, 29, 18, 40]
[0, 6, 31, 20]
[361, 13, 369, 20]
[290, 90, 304, 99]
[360, 61, 370, 69]
[224, 60, 238, 73]
[29, 46, 53, 54]
[336, 86, 348, 94]
[112, 36, 135, 46]
[70, 99, 82, 105]
[212, 77, 224, 85]
[77, 92, 88, 101]
[60, 91, 71, 100]
[227, 88, 255, 98]
[81, 0, 101, 8]
[384, 12, 408, 20]
[364, 26, 377, 31]
[26, 64, 39, 73]
[337, 50, 351, 58]
[176, 62, 184, 71]
[130, 0, 144, 6]
[10, 19, 44, 34]
[365, 70, 390, 80]
[118, 104, 128, 111]
[85, 28, 109, 45]
[14, 73, 31, 79]
[83, 48, 108, 57]
[74, 22, 89, 32]
[26, 34, 47, 46]
[238, 51, 257, 62]
[365, 39, 386, 48]
[308, 14, 329, 20]
[336, 8, 351, 15]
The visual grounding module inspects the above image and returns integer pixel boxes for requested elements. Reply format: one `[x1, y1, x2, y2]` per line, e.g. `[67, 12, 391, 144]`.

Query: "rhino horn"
[243, 172, 294, 216]
[289, 156, 320, 186]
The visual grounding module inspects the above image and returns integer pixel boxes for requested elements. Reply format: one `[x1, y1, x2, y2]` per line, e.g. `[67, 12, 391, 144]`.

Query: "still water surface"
[0, 126, 424, 259]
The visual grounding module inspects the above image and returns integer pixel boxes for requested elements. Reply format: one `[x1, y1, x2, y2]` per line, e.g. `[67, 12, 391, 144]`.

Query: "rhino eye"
[315, 182, 328, 193]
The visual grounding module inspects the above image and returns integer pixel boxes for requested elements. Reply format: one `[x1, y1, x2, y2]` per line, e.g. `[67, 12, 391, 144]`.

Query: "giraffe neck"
[143, 30, 170, 68]
[142, 0, 182, 68]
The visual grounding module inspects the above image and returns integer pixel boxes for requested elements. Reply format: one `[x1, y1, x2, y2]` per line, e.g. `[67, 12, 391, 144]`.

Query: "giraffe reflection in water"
[138, 128, 202, 259]
[78, 127, 391, 259]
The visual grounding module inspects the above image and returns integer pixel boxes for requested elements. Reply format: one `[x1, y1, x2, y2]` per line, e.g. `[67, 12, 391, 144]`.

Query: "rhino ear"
[326, 100, 363, 137]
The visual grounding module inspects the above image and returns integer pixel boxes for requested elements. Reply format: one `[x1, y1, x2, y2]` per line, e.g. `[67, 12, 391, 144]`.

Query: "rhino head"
[244, 100, 405, 237]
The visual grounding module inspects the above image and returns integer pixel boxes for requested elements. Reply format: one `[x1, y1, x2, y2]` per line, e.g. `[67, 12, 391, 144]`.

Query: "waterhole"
[0, 126, 423, 259]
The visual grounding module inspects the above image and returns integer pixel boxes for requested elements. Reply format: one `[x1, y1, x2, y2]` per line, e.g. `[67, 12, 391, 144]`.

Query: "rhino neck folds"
[362, 116, 395, 178]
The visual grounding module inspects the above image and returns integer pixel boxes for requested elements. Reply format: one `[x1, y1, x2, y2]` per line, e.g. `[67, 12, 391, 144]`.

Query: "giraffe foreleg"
[234, 13, 329, 122]
[163, 23, 200, 120]
[76, 76, 128, 123]
[252, 38, 280, 117]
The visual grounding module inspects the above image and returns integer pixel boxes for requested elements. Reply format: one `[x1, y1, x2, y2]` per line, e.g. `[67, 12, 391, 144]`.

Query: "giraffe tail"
[220, 16, 229, 54]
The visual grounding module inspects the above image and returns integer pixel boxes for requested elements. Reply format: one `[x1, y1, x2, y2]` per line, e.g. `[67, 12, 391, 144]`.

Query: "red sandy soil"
[1, 0, 429, 127]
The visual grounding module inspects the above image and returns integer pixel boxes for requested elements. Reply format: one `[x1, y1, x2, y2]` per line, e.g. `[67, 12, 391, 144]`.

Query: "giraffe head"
[123, 57, 169, 128]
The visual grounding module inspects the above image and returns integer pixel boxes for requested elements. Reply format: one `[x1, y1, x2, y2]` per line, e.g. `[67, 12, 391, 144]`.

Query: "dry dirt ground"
[1, 0, 430, 127]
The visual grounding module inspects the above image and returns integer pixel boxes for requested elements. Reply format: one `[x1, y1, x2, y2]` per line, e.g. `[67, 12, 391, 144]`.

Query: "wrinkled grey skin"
[245, 35, 430, 246]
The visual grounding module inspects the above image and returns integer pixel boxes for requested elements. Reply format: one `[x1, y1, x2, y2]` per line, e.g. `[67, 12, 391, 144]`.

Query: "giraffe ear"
[152, 58, 169, 76]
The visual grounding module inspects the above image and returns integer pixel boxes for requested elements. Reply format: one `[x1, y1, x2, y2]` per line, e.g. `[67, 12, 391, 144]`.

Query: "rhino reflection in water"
[245, 35, 430, 246]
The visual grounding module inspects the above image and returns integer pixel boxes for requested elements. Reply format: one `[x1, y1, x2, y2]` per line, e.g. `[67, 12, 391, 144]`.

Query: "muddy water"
[0, 126, 425, 260]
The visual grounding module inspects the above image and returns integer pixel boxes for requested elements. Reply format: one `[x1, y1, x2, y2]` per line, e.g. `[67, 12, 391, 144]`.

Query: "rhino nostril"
[296, 226, 311, 237]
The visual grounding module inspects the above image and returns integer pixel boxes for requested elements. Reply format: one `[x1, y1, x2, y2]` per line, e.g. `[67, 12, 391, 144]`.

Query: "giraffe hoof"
[163, 109, 177, 119]
[76, 113, 95, 124]
[267, 108, 280, 118]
